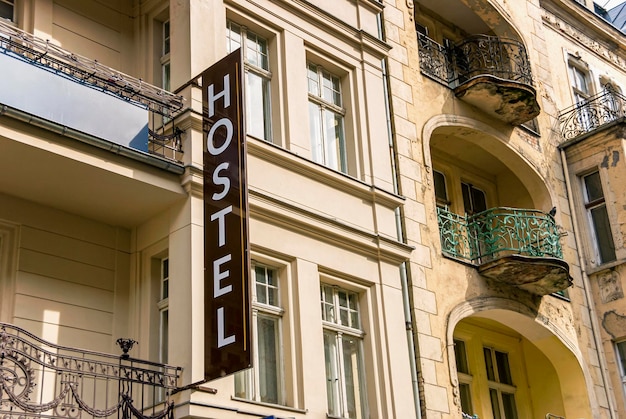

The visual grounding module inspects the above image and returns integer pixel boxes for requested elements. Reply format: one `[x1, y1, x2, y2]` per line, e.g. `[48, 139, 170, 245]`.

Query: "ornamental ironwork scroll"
[0, 323, 180, 419]
[436, 207, 563, 263]
[558, 88, 626, 141]
[417, 33, 533, 89]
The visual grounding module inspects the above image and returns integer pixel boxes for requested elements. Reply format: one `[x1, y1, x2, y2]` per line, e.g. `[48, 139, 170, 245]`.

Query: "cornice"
[541, 8, 626, 69]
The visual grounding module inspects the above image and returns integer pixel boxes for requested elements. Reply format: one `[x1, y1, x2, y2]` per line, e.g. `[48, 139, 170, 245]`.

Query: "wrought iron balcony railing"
[0, 323, 181, 419]
[417, 33, 533, 88]
[0, 20, 184, 163]
[437, 207, 563, 263]
[558, 88, 626, 141]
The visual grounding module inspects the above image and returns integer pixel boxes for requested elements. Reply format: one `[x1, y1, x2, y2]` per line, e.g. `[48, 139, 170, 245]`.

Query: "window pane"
[584, 172, 604, 202]
[502, 392, 518, 419]
[454, 339, 469, 374]
[162, 62, 171, 92]
[459, 383, 473, 415]
[434, 171, 448, 204]
[234, 369, 253, 399]
[489, 388, 502, 419]
[591, 205, 616, 263]
[484, 347, 495, 381]
[246, 32, 269, 70]
[308, 64, 319, 94]
[495, 350, 513, 385]
[324, 109, 346, 172]
[341, 335, 364, 419]
[321, 285, 335, 323]
[163, 21, 170, 55]
[0, 0, 13, 21]
[226, 22, 242, 52]
[160, 309, 169, 363]
[309, 102, 324, 164]
[324, 331, 341, 417]
[246, 72, 271, 141]
[618, 341, 626, 376]
[258, 315, 280, 404]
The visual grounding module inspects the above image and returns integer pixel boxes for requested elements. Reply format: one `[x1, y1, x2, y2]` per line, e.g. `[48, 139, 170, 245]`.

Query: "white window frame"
[156, 257, 169, 364]
[235, 264, 284, 405]
[307, 63, 348, 173]
[321, 284, 367, 419]
[161, 20, 171, 92]
[581, 170, 616, 265]
[227, 21, 273, 142]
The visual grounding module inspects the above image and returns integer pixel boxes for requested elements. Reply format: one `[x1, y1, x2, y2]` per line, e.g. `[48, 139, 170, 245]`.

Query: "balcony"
[418, 33, 540, 125]
[558, 88, 626, 142]
[437, 207, 572, 295]
[0, 322, 181, 419]
[0, 20, 184, 164]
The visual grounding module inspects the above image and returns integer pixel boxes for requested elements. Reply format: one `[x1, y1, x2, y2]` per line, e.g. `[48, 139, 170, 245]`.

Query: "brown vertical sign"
[202, 49, 251, 380]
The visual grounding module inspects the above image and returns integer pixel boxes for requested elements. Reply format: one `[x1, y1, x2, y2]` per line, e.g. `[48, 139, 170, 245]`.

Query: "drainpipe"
[378, 13, 423, 418]
[560, 148, 617, 418]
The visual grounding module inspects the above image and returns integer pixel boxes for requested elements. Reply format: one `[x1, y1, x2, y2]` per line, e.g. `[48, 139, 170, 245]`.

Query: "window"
[615, 340, 626, 396]
[433, 170, 449, 207]
[235, 265, 283, 405]
[461, 182, 487, 215]
[227, 21, 272, 142]
[454, 339, 474, 416]
[583, 171, 616, 264]
[321, 284, 366, 418]
[570, 64, 591, 104]
[484, 347, 518, 419]
[308, 63, 347, 173]
[157, 258, 169, 364]
[0, 0, 13, 22]
[161, 20, 171, 92]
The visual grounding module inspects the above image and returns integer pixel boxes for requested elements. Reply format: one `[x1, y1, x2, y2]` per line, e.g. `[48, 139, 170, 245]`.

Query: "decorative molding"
[406, 0, 414, 21]
[541, 10, 626, 69]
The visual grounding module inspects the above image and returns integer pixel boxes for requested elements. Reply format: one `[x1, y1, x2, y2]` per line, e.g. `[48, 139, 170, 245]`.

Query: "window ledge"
[587, 258, 625, 275]
[230, 397, 307, 414]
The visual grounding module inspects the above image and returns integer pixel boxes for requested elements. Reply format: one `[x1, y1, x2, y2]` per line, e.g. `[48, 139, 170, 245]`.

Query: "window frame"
[307, 62, 349, 174]
[615, 339, 626, 399]
[161, 19, 171, 92]
[235, 263, 285, 405]
[454, 338, 474, 416]
[320, 283, 368, 419]
[0, 0, 14, 23]
[226, 20, 273, 143]
[581, 169, 616, 265]
[157, 257, 169, 364]
[483, 346, 518, 419]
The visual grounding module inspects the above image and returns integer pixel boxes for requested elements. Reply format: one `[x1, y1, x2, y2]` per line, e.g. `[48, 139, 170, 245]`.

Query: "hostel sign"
[202, 49, 251, 380]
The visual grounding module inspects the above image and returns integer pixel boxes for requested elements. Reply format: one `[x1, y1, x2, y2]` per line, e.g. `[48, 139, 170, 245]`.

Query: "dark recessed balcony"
[437, 207, 572, 295]
[0, 322, 181, 419]
[558, 88, 626, 142]
[418, 34, 540, 125]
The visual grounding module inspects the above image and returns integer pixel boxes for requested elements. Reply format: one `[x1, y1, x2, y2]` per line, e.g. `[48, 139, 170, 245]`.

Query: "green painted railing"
[437, 207, 563, 263]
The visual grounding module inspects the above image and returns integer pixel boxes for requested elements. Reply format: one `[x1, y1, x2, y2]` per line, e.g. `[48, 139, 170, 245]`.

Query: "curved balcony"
[437, 207, 572, 295]
[0, 322, 181, 419]
[558, 88, 626, 142]
[417, 34, 540, 125]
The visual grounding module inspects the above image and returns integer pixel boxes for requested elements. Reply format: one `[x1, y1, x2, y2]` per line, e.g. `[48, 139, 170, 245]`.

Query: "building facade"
[383, 0, 626, 417]
[2, 0, 626, 419]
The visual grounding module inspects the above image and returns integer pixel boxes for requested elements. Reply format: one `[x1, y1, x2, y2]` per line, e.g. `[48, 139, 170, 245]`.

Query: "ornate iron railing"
[417, 33, 533, 88]
[0, 323, 181, 419]
[437, 207, 563, 263]
[417, 33, 451, 85]
[558, 88, 626, 141]
[0, 20, 184, 163]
